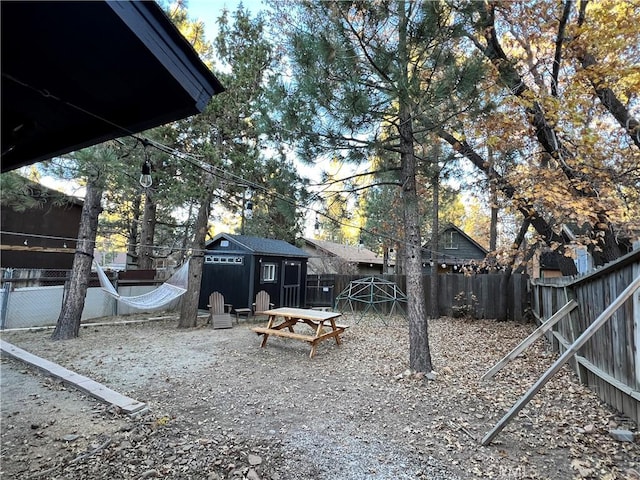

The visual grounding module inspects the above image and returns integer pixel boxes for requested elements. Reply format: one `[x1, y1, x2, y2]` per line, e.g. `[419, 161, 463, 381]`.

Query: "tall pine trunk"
[398, 1, 432, 373]
[401, 120, 433, 373]
[52, 181, 103, 340]
[488, 146, 498, 252]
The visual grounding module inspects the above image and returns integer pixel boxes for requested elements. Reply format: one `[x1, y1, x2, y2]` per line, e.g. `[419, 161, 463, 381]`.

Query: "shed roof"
[207, 234, 309, 258]
[1, 1, 224, 172]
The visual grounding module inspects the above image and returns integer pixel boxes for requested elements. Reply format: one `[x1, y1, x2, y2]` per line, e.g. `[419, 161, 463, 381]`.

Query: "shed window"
[262, 263, 277, 283]
[205, 255, 243, 265]
[444, 231, 459, 249]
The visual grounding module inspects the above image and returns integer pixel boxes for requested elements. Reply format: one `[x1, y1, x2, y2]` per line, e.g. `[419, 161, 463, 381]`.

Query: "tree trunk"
[127, 194, 141, 267]
[398, 1, 432, 373]
[179, 202, 194, 265]
[178, 190, 213, 328]
[138, 190, 156, 270]
[52, 181, 103, 340]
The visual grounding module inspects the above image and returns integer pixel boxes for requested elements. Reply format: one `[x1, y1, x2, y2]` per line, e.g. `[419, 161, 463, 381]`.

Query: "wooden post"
[481, 299, 577, 381]
[634, 260, 640, 421]
[481, 274, 640, 446]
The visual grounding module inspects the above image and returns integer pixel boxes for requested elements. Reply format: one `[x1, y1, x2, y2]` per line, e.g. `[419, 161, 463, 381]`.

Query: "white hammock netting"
[95, 261, 189, 309]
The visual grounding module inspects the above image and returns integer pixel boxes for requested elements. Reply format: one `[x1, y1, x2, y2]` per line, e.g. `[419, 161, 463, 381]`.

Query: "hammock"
[95, 261, 189, 309]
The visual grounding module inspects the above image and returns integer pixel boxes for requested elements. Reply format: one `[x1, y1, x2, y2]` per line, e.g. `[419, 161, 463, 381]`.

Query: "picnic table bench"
[251, 307, 348, 358]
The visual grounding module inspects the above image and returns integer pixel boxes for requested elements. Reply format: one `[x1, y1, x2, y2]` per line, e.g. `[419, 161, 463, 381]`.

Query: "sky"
[187, 0, 267, 39]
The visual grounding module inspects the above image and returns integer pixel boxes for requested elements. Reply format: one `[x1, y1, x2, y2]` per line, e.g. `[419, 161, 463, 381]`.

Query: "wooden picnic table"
[251, 307, 347, 358]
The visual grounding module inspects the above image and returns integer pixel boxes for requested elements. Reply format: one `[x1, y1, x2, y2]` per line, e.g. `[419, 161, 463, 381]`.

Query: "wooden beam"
[0, 244, 74, 253]
[481, 274, 640, 446]
[0, 340, 147, 415]
[481, 299, 577, 381]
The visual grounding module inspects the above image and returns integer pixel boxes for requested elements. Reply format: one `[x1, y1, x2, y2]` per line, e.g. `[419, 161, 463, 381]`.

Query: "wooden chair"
[207, 292, 232, 329]
[252, 290, 274, 317]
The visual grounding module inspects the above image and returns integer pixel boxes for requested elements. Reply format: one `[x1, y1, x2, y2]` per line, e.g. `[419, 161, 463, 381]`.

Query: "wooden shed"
[198, 234, 310, 312]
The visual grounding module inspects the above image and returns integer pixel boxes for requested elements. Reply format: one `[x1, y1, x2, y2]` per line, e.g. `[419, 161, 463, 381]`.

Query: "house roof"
[1, 1, 224, 172]
[302, 238, 384, 265]
[1, 174, 84, 208]
[207, 234, 310, 258]
[423, 223, 489, 255]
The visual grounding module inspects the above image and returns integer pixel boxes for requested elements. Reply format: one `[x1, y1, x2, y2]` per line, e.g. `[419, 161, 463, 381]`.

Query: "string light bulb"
[244, 200, 254, 219]
[140, 159, 152, 188]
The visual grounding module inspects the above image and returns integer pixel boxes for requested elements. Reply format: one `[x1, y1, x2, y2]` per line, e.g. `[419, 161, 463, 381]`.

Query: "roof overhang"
[1, 1, 224, 172]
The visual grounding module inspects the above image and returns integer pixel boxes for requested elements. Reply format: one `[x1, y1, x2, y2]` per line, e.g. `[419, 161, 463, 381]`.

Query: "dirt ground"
[0, 313, 638, 480]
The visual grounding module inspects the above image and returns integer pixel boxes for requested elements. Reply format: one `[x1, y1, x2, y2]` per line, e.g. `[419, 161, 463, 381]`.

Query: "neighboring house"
[532, 225, 640, 278]
[198, 234, 310, 312]
[0, 181, 82, 269]
[532, 251, 566, 279]
[301, 238, 386, 275]
[422, 224, 488, 274]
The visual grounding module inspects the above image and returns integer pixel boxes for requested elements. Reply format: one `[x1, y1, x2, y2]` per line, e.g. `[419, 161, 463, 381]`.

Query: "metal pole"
[1, 269, 14, 330]
[241, 189, 246, 235]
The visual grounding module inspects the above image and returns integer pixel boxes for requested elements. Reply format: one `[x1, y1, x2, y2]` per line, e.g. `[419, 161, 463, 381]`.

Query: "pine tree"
[267, 0, 486, 372]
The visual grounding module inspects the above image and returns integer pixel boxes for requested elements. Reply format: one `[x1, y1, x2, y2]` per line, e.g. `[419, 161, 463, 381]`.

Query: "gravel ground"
[1, 313, 638, 480]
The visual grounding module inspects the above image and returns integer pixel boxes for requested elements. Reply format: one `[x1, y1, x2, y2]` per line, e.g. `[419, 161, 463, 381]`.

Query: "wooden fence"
[306, 273, 530, 321]
[530, 249, 640, 423]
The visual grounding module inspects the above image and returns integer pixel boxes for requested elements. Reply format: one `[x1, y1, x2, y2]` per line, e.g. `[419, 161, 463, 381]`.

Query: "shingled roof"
[206, 234, 309, 258]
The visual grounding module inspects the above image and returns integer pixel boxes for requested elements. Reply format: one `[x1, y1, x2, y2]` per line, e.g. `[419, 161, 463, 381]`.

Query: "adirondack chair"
[252, 290, 274, 317]
[207, 292, 232, 329]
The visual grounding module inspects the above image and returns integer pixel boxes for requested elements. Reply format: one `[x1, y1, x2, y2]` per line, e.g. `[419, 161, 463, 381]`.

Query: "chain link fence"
[1, 268, 180, 330]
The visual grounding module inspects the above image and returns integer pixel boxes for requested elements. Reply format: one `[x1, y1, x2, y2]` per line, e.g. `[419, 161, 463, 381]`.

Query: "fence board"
[484, 272, 640, 445]
[530, 249, 640, 424]
[307, 273, 529, 321]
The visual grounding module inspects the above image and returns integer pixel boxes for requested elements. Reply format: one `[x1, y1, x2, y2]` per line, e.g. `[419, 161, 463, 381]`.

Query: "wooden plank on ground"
[0, 340, 147, 415]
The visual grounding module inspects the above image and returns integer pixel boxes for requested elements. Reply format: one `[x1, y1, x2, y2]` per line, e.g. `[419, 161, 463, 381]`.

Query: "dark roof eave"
[1, 1, 224, 172]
